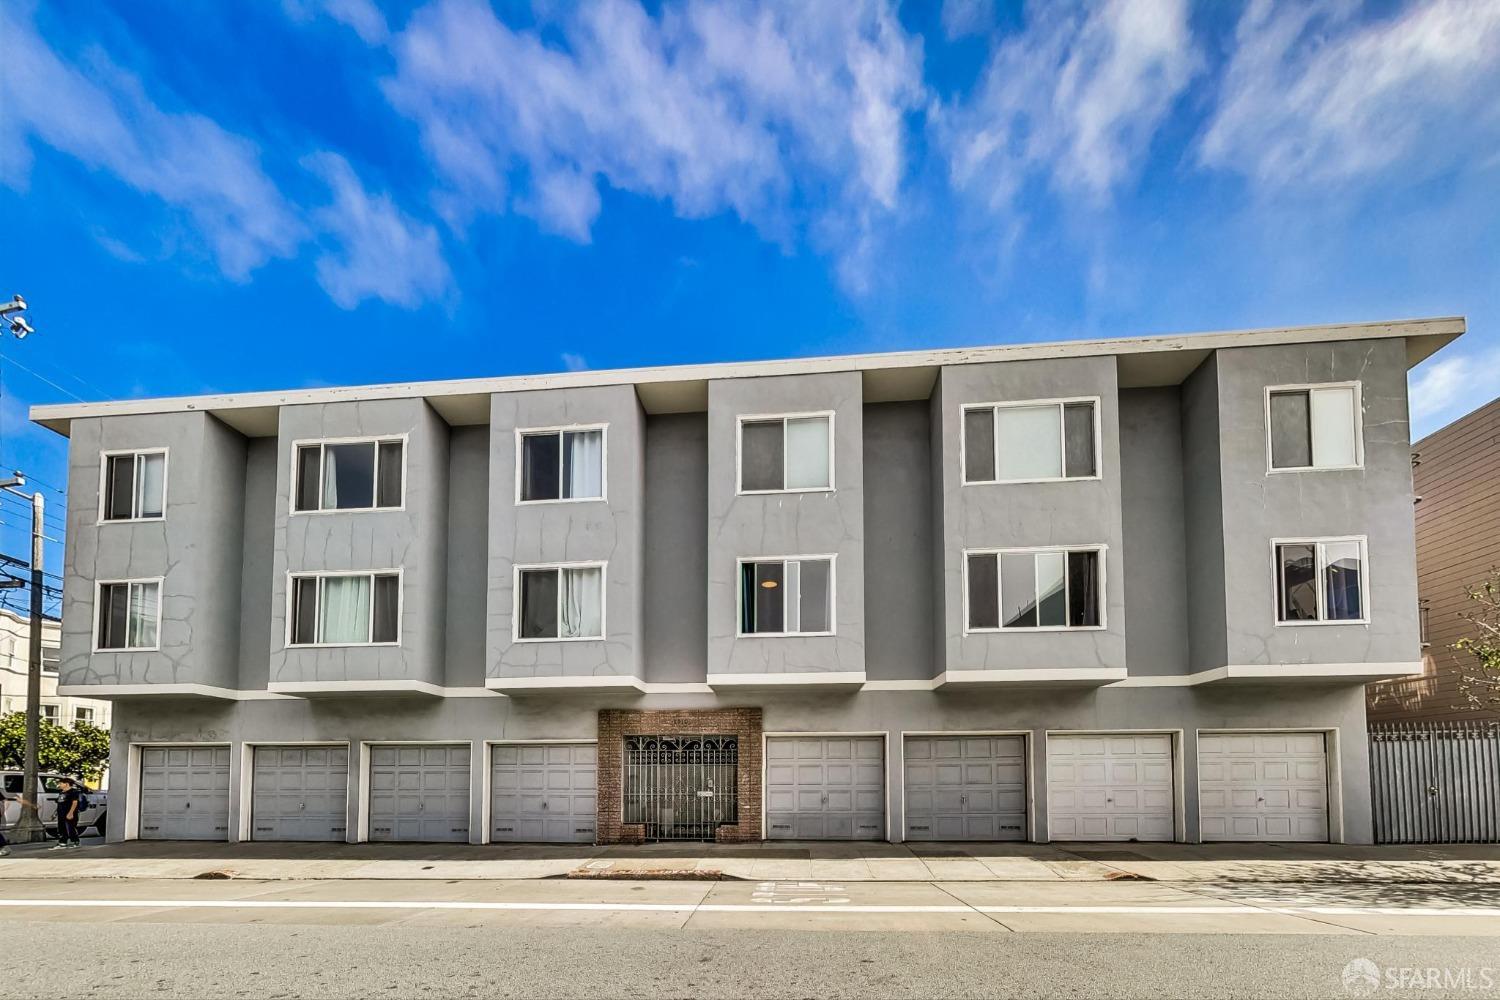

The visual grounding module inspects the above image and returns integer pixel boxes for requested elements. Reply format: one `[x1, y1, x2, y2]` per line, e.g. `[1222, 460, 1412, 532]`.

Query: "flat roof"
[30, 315, 1464, 437]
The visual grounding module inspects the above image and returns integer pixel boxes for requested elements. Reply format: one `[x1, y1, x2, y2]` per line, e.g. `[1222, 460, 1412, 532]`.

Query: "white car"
[1, 772, 108, 836]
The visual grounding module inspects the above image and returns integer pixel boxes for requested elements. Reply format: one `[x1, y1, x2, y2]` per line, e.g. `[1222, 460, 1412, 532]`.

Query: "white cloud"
[281, 0, 389, 43]
[383, 0, 925, 285]
[303, 152, 452, 310]
[1409, 346, 1500, 439]
[1199, 0, 1500, 188]
[938, 0, 1198, 212]
[941, 0, 993, 41]
[0, 4, 306, 279]
[560, 352, 588, 371]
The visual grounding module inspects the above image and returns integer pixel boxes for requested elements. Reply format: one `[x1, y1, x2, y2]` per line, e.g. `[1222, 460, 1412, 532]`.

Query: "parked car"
[1, 772, 108, 835]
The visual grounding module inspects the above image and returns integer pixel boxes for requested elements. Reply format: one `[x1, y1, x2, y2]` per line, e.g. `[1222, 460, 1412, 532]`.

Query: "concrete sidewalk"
[1, 839, 1497, 884]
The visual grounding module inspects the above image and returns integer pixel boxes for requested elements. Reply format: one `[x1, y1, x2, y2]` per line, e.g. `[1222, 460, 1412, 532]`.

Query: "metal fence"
[1369, 721, 1500, 844]
[623, 735, 738, 841]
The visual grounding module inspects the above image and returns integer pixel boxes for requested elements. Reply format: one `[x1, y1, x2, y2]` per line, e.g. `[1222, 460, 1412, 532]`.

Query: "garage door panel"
[1048, 734, 1175, 842]
[1198, 732, 1328, 843]
[140, 745, 231, 841]
[251, 745, 349, 842]
[767, 736, 885, 841]
[491, 743, 596, 843]
[370, 744, 470, 843]
[904, 735, 1027, 843]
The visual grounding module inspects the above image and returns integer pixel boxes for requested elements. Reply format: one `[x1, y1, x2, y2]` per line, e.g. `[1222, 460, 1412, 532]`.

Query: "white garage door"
[250, 745, 350, 842]
[766, 736, 885, 840]
[491, 743, 597, 843]
[1199, 732, 1329, 842]
[138, 746, 231, 841]
[368, 744, 471, 843]
[1048, 734, 1174, 842]
[904, 736, 1027, 841]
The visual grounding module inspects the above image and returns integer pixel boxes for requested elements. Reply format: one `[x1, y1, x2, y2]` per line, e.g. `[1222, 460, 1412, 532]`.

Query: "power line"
[0, 353, 89, 403]
[0, 347, 115, 403]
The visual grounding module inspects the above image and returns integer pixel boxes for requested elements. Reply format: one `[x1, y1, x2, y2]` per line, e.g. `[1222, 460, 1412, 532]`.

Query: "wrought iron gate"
[623, 735, 739, 841]
[1370, 722, 1499, 844]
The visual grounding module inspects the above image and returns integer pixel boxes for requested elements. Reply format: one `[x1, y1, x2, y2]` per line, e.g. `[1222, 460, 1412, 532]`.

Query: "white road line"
[0, 899, 1495, 917]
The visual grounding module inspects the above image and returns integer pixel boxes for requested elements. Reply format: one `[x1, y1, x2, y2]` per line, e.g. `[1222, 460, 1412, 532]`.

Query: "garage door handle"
[418, 802, 425, 812]
[300, 802, 306, 811]
[542, 802, 548, 810]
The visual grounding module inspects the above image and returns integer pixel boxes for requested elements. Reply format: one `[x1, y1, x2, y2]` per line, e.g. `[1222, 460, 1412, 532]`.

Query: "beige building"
[1368, 395, 1500, 723]
[0, 609, 112, 728]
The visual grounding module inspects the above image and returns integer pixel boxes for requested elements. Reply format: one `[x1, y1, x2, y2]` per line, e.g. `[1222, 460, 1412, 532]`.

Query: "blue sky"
[2, 0, 1499, 611]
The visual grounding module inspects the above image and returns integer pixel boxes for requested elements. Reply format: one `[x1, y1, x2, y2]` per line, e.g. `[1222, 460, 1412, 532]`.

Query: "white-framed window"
[737, 555, 835, 636]
[1274, 537, 1368, 625]
[74, 706, 95, 726]
[293, 437, 405, 513]
[963, 398, 1099, 485]
[95, 579, 161, 651]
[1265, 383, 1362, 471]
[738, 412, 833, 493]
[288, 570, 401, 646]
[40, 704, 58, 723]
[100, 449, 167, 521]
[514, 563, 605, 640]
[517, 425, 606, 503]
[964, 546, 1104, 632]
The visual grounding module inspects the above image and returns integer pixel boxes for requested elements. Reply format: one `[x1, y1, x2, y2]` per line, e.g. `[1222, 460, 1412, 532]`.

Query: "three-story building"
[36, 317, 1458, 845]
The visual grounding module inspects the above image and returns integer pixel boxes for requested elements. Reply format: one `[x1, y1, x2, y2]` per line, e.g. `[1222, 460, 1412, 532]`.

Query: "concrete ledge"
[706, 672, 866, 691]
[485, 676, 647, 695]
[267, 681, 462, 698]
[57, 684, 294, 701]
[934, 669, 1128, 689]
[1114, 663, 1425, 687]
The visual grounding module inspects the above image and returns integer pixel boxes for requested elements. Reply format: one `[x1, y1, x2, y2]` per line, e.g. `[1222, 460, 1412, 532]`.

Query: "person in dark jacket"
[51, 777, 82, 850]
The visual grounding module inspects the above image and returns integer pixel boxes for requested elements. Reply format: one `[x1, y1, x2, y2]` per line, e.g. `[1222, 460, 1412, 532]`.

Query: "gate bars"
[1369, 721, 1499, 844]
[623, 735, 739, 841]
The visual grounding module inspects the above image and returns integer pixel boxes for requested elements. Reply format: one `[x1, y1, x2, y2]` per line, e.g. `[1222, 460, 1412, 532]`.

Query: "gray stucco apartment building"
[33, 317, 1460, 846]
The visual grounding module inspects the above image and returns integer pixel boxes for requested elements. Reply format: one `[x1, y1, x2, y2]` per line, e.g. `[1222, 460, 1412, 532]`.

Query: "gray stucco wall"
[706, 372, 866, 677]
[1181, 355, 1229, 671]
[642, 413, 709, 683]
[235, 439, 277, 691]
[1119, 388, 1190, 677]
[1215, 338, 1421, 667]
[486, 386, 645, 681]
[444, 427, 490, 689]
[60, 412, 246, 690]
[863, 401, 933, 682]
[269, 399, 450, 686]
[933, 358, 1127, 676]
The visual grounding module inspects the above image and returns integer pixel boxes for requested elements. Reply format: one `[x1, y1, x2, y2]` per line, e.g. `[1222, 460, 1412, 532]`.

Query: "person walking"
[50, 776, 83, 850]
[0, 787, 36, 857]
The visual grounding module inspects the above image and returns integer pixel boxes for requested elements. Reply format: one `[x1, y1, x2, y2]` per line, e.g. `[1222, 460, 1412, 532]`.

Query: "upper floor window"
[1275, 537, 1367, 624]
[40, 704, 58, 723]
[965, 547, 1103, 631]
[518, 426, 605, 503]
[74, 706, 95, 726]
[739, 413, 832, 493]
[738, 555, 834, 636]
[289, 571, 400, 646]
[1267, 383, 1361, 471]
[294, 438, 404, 513]
[95, 579, 160, 651]
[516, 563, 604, 640]
[101, 450, 166, 521]
[963, 399, 1098, 485]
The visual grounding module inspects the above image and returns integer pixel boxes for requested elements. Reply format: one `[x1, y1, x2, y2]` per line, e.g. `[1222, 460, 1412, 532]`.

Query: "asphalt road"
[3, 877, 1495, 999]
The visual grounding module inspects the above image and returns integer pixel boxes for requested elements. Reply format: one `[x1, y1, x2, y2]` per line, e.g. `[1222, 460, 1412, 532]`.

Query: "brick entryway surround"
[596, 708, 763, 844]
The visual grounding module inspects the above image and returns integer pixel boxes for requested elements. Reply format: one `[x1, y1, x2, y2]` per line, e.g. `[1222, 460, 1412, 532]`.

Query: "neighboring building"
[1368, 395, 1500, 723]
[32, 316, 1460, 846]
[0, 609, 112, 730]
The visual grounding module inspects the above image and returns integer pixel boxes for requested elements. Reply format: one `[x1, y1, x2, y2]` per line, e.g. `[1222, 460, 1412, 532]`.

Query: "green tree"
[0, 713, 111, 784]
[1454, 571, 1500, 713]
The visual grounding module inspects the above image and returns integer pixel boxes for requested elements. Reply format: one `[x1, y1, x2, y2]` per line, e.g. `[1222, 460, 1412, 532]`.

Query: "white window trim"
[1270, 535, 1370, 627]
[93, 577, 165, 653]
[960, 396, 1104, 486]
[735, 411, 836, 495]
[513, 423, 609, 506]
[735, 553, 838, 638]
[1263, 381, 1365, 474]
[512, 560, 608, 643]
[96, 448, 170, 524]
[284, 568, 404, 648]
[961, 544, 1109, 634]
[289, 434, 409, 515]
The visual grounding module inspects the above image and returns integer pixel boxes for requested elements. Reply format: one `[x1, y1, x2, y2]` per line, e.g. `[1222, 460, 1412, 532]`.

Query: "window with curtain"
[288, 572, 400, 645]
[517, 565, 604, 639]
[739, 414, 832, 492]
[965, 548, 1102, 631]
[1276, 539, 1366, 623]
[519, 428, 605, 502]
[1268, 385, 1361, 470]
[96, 580, 161, 649]
[101, 450, 166, 520]
[293, 439, 404, 512]
[963, 400, 1097, 484]
[738, 556, 834, 635]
